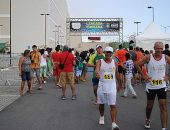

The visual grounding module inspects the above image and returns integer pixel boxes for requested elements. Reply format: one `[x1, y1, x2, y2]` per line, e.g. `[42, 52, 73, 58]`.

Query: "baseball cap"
[104, 46, 113, 52]
[96, 44, 102, 49]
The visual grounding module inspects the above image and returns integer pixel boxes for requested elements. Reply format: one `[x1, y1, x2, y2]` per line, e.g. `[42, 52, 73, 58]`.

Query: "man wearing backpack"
[87, 44, 105, 104]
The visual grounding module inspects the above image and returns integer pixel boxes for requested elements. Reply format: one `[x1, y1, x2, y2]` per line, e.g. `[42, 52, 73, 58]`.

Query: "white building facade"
[0, 0, 69, 53]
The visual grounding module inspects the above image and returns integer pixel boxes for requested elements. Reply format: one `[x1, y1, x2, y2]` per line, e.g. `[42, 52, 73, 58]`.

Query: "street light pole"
[10, 0, 12, 65]
[134, 22, 141, 36]
[53, 30, 58, 47]
[56, 25, 61, 45]
[148, 6, 154, 22]
[161, 25, 170, 32]
[41, 13, 50, 48]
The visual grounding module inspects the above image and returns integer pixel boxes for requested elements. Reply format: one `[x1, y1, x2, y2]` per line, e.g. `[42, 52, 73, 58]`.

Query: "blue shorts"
[92, 77, 99, 86]
[21, 71, 31, 81]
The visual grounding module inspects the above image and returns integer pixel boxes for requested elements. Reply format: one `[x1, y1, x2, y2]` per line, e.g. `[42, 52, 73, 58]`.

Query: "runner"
[135, 42, 170, 130]
[95, 46, 121, 130]
[87, 44, 105, 104]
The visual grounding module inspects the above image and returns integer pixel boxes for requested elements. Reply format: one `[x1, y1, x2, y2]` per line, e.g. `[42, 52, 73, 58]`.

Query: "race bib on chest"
[151, 80, 163, 86]
[103, 72, 114, 80]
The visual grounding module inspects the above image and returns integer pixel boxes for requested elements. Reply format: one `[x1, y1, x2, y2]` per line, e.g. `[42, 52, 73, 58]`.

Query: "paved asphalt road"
[0, 78, 170, 130]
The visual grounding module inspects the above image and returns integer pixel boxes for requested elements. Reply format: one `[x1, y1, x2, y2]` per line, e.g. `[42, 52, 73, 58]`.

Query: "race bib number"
[104, 73, 113, 80]
[151, 80, 163, 86]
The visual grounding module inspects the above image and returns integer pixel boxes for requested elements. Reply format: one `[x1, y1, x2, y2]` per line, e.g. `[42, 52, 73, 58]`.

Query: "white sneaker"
[99, 116, 104, 125]
[44, 81, 47, 84]
[112, 122, 119, 130]
[144, 119, 151, 129]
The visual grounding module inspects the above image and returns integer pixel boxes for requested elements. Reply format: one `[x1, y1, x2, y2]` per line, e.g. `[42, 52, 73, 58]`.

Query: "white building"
[0, 0, 69, 53]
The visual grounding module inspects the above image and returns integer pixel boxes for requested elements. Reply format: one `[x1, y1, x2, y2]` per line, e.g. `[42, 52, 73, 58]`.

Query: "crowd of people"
[18, 42, 170, 130]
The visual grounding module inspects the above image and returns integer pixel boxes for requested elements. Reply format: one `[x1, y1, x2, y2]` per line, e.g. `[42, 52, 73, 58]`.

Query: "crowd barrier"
[0, 53, 21, 69]
[0, 66, 20, 86]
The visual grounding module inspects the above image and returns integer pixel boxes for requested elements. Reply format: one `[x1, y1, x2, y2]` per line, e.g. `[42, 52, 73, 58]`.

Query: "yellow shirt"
[30, 51, 41, 69]
[88, 53, 105, 65]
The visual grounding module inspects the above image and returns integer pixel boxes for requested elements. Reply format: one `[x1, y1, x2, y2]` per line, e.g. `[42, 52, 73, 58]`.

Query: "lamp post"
[10, 0, 12, 65]
[55, 25, 61, 45]
[53, 30, 58, 47]
[60, 35, 64, 45]
[161, 25, 170, 32]
[148, 6, 154, 22]
[134, 22, 141, 36]
[41, 13, 50, 48]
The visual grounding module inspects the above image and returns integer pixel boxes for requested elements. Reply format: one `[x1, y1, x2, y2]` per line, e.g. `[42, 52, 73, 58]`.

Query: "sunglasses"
[106, 51, 112, 54]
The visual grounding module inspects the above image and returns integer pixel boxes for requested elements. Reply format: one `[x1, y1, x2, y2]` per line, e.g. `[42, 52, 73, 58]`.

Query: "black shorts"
[146, 88, 167, 100]
[118, 65, 125, 74]
[133, 66, 138, 74]
[92, 77, 99, 86]
[21, 71, 31, 81]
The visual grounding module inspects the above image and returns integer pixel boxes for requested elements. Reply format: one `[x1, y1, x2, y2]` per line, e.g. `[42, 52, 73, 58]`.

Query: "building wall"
[0, 0, 10, 44]
[0, 0, 69, 53]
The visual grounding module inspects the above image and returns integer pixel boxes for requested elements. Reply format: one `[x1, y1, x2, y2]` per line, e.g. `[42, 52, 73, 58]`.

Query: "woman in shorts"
[18, 50, 32, 96]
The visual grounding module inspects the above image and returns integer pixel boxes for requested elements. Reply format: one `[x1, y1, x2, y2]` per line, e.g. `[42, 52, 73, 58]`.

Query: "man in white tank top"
[136, 42, 170, 130]
[95, 46, 121, 130]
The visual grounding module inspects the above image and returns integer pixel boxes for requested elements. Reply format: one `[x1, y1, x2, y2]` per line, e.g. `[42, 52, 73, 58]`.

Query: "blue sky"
[66, 0, 170, 42]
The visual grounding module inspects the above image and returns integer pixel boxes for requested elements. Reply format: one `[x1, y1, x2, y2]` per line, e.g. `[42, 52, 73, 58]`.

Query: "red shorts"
[53, 65, 60, 77]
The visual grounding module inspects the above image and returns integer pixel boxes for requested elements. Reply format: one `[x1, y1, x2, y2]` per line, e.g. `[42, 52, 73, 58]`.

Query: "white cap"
[96, 44, 102, 49]
[104, 46, 113, 52]
[44, 51, 48, 55]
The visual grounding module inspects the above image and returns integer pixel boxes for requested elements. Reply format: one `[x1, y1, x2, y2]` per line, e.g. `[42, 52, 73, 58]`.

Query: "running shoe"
[61, 95, 67, 100]
[57, 83, 62, 88]
[121, 95, 127, 98]
[112, 122, 119, 130]
[132, 95, 137, 99]
[144, 119, 151, 129]
[44, 81, 47, 84]
[99, 116, 104, 125]
[71, 95, 77, 100]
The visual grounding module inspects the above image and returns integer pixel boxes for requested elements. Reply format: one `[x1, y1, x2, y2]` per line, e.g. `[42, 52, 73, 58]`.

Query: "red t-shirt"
[59, 51, 75, 72]
[51, 52, 60, 62]
[51, 51, 61, 69]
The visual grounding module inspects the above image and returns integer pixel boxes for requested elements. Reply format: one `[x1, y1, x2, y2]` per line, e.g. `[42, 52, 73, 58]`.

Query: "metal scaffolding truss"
[66, 18, 123, 45]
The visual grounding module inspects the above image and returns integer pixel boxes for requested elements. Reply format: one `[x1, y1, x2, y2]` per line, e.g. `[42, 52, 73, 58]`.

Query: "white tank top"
[146, 54, 166, 89]
[40, 55, 47, 66]
[98, 59, 117, 93]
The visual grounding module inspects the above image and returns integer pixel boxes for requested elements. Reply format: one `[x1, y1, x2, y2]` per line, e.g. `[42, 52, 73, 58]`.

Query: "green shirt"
[88, 53, 105, 78]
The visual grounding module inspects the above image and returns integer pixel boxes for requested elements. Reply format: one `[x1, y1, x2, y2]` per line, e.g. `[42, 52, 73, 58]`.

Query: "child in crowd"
[122, 53, 137, 98]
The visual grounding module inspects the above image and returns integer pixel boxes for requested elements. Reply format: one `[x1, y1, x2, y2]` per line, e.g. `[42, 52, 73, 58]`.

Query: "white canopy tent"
[136, 22, 170, 51]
